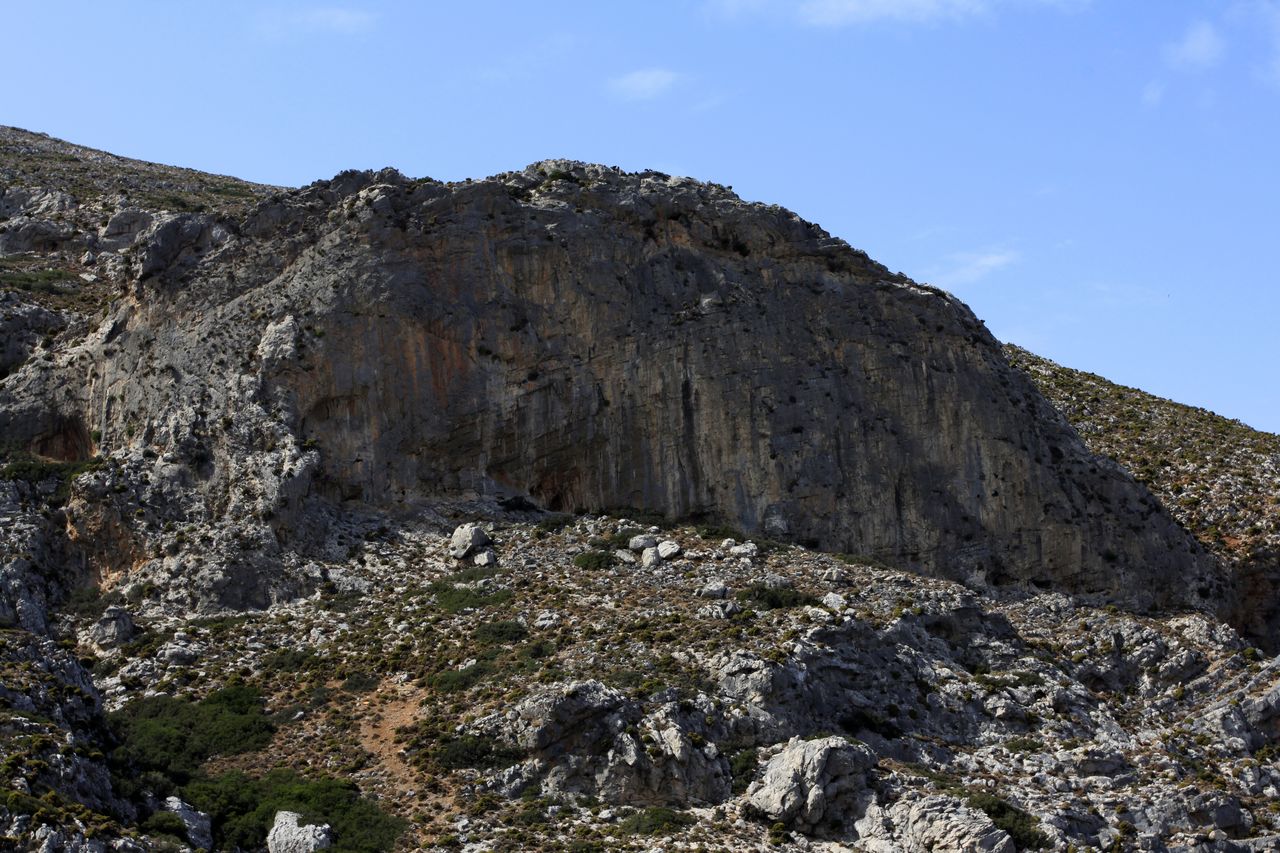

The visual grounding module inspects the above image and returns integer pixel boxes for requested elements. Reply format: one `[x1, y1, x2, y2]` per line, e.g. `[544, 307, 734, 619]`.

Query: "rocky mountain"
[1006, 346, 1280, 648]
[1, 126, 1278, 852]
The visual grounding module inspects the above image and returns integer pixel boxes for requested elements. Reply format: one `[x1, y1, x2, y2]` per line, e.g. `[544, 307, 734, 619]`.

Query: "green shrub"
[140, 810, 189, 842]
[534, 514, 574, 535]
[604, 527, 647, 549]
[736, 584, 817, 611]
[0, 453, 102, 502]
[966, 792, 1050, 850]
[184, 768, 407, 852]
[572, 550, 614, 570]
[429, 580, 511, 613]
[433, 735, 525, 770]
[262, 648, 320, 673]
[475, 620, 528, 645]
[838, 708, 901, 739]
[619, 807, 695, 836]
[340, 671, 380, 693]
[1005, 736, 1043, 754]
[730, 748, 758, 794]
[109, 686, 275, 785]
[428, 662, 492, 693]
[696, 523, 746, 542]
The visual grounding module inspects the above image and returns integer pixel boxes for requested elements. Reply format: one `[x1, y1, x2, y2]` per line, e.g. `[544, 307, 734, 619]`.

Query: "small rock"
[822, 592, 847, 610]
[657, 540, 682, 560]
[641, 546, 662, 568]
[697, 579, 729, 599]
[729, 542, 759, 558]
[629, 534, 658, 552]
[614, 549, 638, 565]
[473, 549, 497, 567]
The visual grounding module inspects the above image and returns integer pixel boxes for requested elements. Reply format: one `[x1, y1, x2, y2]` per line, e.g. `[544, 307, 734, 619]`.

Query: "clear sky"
[7, 1, 1278, 431]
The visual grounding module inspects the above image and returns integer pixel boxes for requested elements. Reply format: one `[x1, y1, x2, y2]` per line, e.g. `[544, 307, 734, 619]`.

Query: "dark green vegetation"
[618, 806, 696, 836]
[108, 685, 275, 787]
[185, 769, 408, 852]
[736, 583, 818, 611]
[572, 550, 614, 570]
[432, 735, 525, 770]
[0, 263, 74, 294]
[0, 452, 102, 503]
[967, 791, 1051, 850]
[107, 687, 404, 850]
[730, 748, 759, 794]
[0, 127, 273, 216]
[427, 566, 513, 614]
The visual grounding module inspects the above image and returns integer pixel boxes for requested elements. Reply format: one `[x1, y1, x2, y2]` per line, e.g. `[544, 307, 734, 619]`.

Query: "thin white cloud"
[799, 0, 986, 26]
[253, 6, 376, 39]
[1165, 20, 1225, 70]
[609, 68, 682, 101]
[1250, 1, 1280, 86]
[706, 0, 1090, 26]
[1141, 80, 1165, 106]
[928, 249, 1020, 288]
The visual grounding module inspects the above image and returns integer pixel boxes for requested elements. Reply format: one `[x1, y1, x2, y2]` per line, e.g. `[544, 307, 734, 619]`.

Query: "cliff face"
[0, 152, 1220, 612]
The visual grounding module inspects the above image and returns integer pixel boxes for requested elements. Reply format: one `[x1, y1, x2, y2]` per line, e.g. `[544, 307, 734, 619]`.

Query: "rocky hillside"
[2, 128, 1278, 852]
[1006, 346, 1280, 646]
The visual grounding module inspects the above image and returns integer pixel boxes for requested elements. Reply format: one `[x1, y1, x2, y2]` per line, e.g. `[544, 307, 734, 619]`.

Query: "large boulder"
[266, 811, 332, 853]
[746, 736, 876, 834]
[448, 523, 490, 560]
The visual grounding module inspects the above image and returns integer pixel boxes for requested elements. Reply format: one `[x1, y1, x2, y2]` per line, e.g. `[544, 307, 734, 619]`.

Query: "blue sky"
[8, 1, 1279, 431]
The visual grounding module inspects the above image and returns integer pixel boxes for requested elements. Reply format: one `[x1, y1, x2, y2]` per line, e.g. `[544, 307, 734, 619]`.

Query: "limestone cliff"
[0, 147, 1220, 613]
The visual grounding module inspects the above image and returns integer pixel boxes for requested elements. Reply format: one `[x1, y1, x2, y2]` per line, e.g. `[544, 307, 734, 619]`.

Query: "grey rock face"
[162, 797, 212, 851]
[746, 736, 876, 834]
[266, 811, 332, 853]
[0, 293, 65, 378]
[856, 794, 1015, 852]
[0, 160, 1225, 618]
[473, 680, 730, 805]
[87, 607, 135, 647]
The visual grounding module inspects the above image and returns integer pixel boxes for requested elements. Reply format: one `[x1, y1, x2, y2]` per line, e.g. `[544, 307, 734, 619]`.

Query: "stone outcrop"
[472, 680, 731, 806]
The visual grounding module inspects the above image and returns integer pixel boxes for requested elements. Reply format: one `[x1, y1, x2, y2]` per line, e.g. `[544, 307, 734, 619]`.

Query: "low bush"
[184, 768, 407, 852]
[619, 806, 695, 836]
[475, 620, 528, 645]
[736, 584, 817, 611]
[340, 671, 380, 693]
[572, 550, 614, 570]
[729, 748, 758, 794]
[109, 686, 275, 786]
[428, 662, 492, 693]
[433, 735, 525, 770]
[429, 580, 512, 614]
[139, 810, 189, 843]
[966, 792, 1050, 850]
